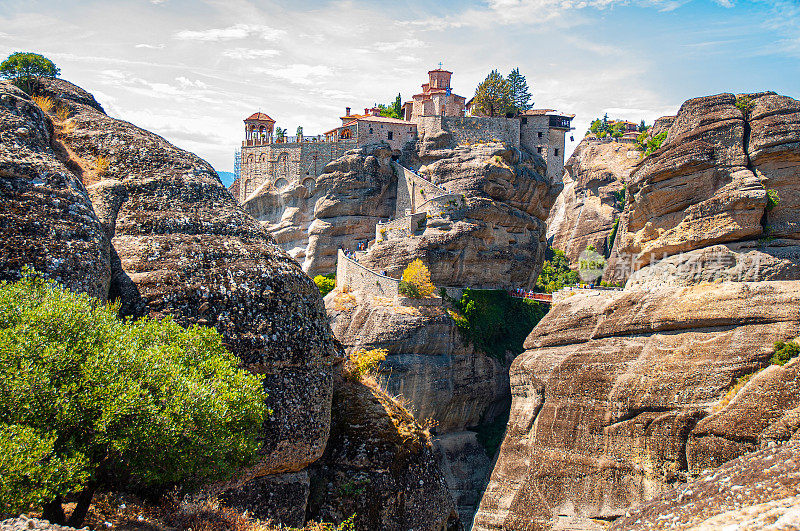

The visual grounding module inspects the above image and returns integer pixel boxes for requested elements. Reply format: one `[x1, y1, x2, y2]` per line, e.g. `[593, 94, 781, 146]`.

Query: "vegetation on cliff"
[535, 248, 578, 293]
[399, 259, 436, 298]
[448, 289, 547, 361]
[314, 273, 336, 297]
[471, 68, 533, 117]
[0, 274, 268, 526]
[0, 52, 59, 94]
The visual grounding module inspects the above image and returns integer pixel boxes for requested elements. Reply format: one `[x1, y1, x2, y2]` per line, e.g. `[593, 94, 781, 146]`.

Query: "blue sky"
[1, 0, 798, 172]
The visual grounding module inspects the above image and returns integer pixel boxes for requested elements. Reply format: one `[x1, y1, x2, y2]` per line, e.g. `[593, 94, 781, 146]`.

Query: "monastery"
[231, 68, 574, 204]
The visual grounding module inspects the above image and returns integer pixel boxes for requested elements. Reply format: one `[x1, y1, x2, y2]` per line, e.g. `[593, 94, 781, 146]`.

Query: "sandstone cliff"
[547, 138, 639, 262]
[476, 91, 800, 531]
[0, 79, 455, 530]
[610, 441, 800, 530]
[608, 92, 800, 285]
[325, 290, 508, 526]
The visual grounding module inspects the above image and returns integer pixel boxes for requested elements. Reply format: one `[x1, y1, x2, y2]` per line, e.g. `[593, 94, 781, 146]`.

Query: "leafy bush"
[314, 273, 336, 297]
[772, 340, 799, 366]
[611, 185, 626, 205]
[535, 247, 578, 293]
[400, 259, 436, 298]
[643, 131, 668, 157]
[345, 348, 388, 381]
[766, 189, 781, 211]
[470, 410, 509, 458]
[448, 289, 547, 361]
[736, 95, 754, 119]
[0, 52, 60, 94]
[0, 273, 268, 525]
[398, 279, 420, 298]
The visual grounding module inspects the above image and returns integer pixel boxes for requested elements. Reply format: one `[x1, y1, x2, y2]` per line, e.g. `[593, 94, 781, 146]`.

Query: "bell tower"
[244, 112, 276, 145]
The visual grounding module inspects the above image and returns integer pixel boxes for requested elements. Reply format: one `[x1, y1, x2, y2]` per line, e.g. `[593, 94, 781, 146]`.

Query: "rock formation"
[476, 92, 800, 531]
[547, 137, 639, 262]
[0, 82, 110, 299]
[608, 92, 800, 284]
[325, 289, 508, 526]
[611, 441, 800, 530]
[0, 78, 455, 530]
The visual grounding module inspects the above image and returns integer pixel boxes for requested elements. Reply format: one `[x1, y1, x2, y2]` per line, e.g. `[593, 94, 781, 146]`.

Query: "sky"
[1, 0, 798, 173]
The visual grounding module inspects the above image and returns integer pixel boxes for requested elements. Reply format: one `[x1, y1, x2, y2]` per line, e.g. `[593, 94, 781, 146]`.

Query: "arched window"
[302, 177, 316, 193]
[340, 129, 352, 139]
[276, 152, 289, 177]
[245, 178, 253, 194]
[259, 153, 267, 162]
[247, 154, 254, 163]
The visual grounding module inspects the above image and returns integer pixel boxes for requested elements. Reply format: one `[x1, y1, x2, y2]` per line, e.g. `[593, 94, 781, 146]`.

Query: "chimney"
[365, 108, 369, 115]
[345, 107, 351, 116]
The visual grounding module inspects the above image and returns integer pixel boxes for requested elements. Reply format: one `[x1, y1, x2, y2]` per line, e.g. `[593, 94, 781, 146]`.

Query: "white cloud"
[135, 43, 165, 49]
[714, 0, 735, 6]
[175, 76, 208, 89]
[374, 39, 427, 52]
[222, 47, 281, 59]
[174, 24, 286, 42]
[253, 64, 333, 85]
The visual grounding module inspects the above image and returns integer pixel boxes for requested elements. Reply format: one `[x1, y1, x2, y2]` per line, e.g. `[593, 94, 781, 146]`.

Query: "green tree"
[296, 125, 303, 137]
[471, 70, 514, 118]
[535, 247, 579, 293]
[378, 94, 403, 119]
[275, 127, 287, 141]
[639, 119, 647, 132]
[507, 67, 533, 113]
[0, 52, 60, 94]
[0, 273, 268, 526]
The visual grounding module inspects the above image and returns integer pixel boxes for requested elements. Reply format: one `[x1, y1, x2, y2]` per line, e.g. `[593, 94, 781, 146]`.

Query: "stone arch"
[245, 178, 253, 195]
[259, 153, 267, 162]
[302, 177, 316, 193]
[247, 154, 254, 163]
[274, 178, 289, 191]
[340, 129, 352, 139]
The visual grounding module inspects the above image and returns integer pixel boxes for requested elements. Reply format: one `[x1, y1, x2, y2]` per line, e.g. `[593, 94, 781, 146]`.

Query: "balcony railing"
[242, 135, 357, 147]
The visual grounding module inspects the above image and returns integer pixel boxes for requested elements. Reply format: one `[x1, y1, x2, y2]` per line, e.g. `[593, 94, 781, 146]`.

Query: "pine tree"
[392, 93, 402, 118]
[471, 70, 514, 118]
[508, 67, 533, 113]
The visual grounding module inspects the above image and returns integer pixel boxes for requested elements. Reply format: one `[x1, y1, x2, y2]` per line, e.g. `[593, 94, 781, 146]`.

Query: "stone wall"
[355, 120, 417, 151]
[239, 141, 354, 203]
[418, 193, 466, 218]
[376, 212, 427, 242]
[414, 116, 521, 149]
[520, 115, 567, 183]
[335, 249, 399, 299]
[393, 162, 450, 217]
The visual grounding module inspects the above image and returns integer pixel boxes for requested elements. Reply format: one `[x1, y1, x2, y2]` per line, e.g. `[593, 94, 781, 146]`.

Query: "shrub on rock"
[400, 259, 436, 298]
[0, 273, 269, 526]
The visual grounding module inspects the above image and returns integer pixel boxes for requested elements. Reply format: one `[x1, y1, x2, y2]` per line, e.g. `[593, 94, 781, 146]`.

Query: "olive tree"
[0, 273, 269, 526]
[0, 52, 60, 94]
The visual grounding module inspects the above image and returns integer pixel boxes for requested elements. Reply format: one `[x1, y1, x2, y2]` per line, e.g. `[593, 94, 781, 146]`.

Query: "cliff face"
[325, 290, 508, 526]
[475, 92, 800, 531]
[608, 92, 800, 284]
[547, 138, 639, 262]
[1, 79, 455, 530]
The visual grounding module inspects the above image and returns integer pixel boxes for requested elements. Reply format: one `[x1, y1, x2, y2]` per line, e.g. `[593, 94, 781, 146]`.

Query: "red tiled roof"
[244, 112, 275, 122]
[355, 115, 413, 125]
[520, 109, 556, 116]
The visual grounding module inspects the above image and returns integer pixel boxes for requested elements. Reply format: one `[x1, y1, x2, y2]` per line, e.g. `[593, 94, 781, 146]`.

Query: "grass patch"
[344, 348, 388, 381]
[772, 339, 800, 366]
[94, 155, 110, 175]
[31, 95, 55, 113]
[314, 273, 335, 297]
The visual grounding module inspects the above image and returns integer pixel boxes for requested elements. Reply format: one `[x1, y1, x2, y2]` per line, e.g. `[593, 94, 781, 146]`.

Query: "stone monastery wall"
[239, 141, 354, 203]
[336, 249, 400, 299]
[394, 163, 450, 218]
[415, 116, 521, 148]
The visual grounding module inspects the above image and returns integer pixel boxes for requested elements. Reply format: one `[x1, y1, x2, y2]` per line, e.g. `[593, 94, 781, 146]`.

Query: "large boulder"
[38, 78, 337, 485]
[0, 82, 110, 298]
[473, 282, 800, 530]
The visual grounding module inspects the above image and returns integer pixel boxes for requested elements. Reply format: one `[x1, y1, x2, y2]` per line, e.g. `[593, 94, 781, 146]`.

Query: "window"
[554, 148, 560, 156]
[521, 117, 527, 124]
[369, 127, 373, 134]
[538, 132, 543, 138]
[537, 147, 542, 154]
[388, 131, 394, 140]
